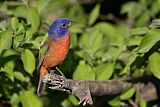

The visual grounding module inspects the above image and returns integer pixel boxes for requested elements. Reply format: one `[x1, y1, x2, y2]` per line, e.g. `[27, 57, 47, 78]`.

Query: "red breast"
[42, 34, 70, 68]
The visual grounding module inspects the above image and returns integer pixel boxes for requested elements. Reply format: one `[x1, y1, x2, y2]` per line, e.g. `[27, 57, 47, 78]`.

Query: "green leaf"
[28, 8, 40, 32]
[79, 33, 90, 49]
[40, 33, 48, 46]
[11, 17, 19, 31]
[150, 1, 160, 17]
[127, 36, 143, 46]
[120, 64, 129, 76]
[21, 49, 35, 75]
[1, 49, 18, 76]
[79, 29, 103, 54]
[108, 97, 123, 107]
[1, 49, 18, 81]
[130, 27, 148, 36]
[0, 30, 12, 54]
[95, 62, 115, 80]
[136, 90, 147, 107]
[13, 34, 25, 48]
[120, 87, 135, 100]
[61, 99, 70, 107]
[148, 52, 160, 79]
[75, 50, 93, 62]
[16, 23, 25, 35]
[103, 47, 121, 61]
[138, 30, 160, 53]
[36, 0, 50, 14]
[25, 29, 33, 40]
[95, 22, 115, 36]
[149, 19, 160, 29]
[68, 95, 79, 106]
[136, 12, 150, 27]
[121, 2, 142, 19]
[0, 20, 8, 29]
[120, 51, 138, 75]
[88, 4, 100, 25]
[20, 90, 43, 107]
[2, 49, 18, 57]
[14, 6, 27, 18]
[11, 93, 20, 107]
[3, 60, 15, 81]
[70, 33, 77, 48]
[14, 71, 25, 82]
[73, 61, 95, 80]
[70, 23, 84, 33]
[95, 22, 125, 47]
[90, 30, 103, 53]
[30, 41, 41, 49]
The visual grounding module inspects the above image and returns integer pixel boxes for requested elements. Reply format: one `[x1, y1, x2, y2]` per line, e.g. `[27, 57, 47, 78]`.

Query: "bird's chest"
[43, 36, 70, 67]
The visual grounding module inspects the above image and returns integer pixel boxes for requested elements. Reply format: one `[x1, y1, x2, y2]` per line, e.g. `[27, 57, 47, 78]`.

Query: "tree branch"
[43, 73, 132, 106]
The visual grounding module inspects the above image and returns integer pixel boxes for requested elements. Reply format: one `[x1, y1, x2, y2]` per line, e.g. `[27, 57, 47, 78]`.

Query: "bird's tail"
[37, 65, 48, 95]
[37, 80, 46, 95]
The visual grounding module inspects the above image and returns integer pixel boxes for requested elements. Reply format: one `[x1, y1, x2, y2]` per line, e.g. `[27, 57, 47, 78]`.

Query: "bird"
[37, 18, 73, 95]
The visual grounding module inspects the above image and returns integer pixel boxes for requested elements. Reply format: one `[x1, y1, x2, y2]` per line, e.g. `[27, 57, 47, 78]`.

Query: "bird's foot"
[49, 86, 71, 93]
[50, 69, 56, 75]
[78, 95, 93, 106]
[43, 74, 64, 88]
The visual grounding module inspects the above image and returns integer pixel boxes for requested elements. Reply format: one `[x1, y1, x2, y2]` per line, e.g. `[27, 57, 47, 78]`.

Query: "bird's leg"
[55, 67, 66, 78]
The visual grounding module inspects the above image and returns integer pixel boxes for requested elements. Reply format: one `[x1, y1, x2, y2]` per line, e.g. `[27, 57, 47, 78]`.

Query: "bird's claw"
[43, 74, 64, 89]
[43, 74, 63, 83]
[43, 74, 52, 82]
[49, 85, 61, 90]
[50, 80, 63, 85]
[78, 96, 93, 106]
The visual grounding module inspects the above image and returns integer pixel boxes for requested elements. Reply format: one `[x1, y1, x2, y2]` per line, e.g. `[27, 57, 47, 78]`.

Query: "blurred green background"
[0, 0, 160, 107]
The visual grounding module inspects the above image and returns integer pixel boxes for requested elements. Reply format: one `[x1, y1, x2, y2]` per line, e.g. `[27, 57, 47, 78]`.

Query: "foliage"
[0, 0, 160, 107]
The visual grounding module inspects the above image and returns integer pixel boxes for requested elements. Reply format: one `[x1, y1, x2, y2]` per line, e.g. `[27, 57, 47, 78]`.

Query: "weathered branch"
[136, 82, 158, 101]
[43, 73, 132, 106]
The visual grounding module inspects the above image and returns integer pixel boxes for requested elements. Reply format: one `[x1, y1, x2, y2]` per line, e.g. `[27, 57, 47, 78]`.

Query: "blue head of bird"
[48, 18, 73, 39]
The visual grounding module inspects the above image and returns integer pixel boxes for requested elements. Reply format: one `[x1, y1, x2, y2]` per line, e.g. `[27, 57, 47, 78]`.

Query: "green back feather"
[37, 34, 49, 71]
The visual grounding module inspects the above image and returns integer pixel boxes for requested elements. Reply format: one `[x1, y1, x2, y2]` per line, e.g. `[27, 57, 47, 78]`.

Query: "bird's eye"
[61, 24, 67, 28]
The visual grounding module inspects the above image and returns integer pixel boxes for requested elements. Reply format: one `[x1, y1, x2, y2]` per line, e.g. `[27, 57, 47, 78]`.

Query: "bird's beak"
[67, 21, 73, 27]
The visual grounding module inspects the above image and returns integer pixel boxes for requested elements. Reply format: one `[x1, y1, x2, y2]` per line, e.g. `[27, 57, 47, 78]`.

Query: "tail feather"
[37, 80, 46, 95]
[37, 65, 48, 95]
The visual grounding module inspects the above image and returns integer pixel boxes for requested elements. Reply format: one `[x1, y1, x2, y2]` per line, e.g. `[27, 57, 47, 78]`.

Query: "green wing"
[37, 34, 49, 71]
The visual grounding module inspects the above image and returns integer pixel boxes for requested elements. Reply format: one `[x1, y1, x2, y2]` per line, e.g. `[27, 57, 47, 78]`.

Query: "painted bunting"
[37, 18, 73, 94]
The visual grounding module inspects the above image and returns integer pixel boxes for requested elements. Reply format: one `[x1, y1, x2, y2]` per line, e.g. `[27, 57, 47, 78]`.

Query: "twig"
[43, 73, 132, 106]
[128, 99, 138, 107]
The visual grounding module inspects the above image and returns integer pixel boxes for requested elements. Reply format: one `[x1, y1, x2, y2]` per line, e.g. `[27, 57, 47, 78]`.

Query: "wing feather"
[37, 34, 49, 71]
